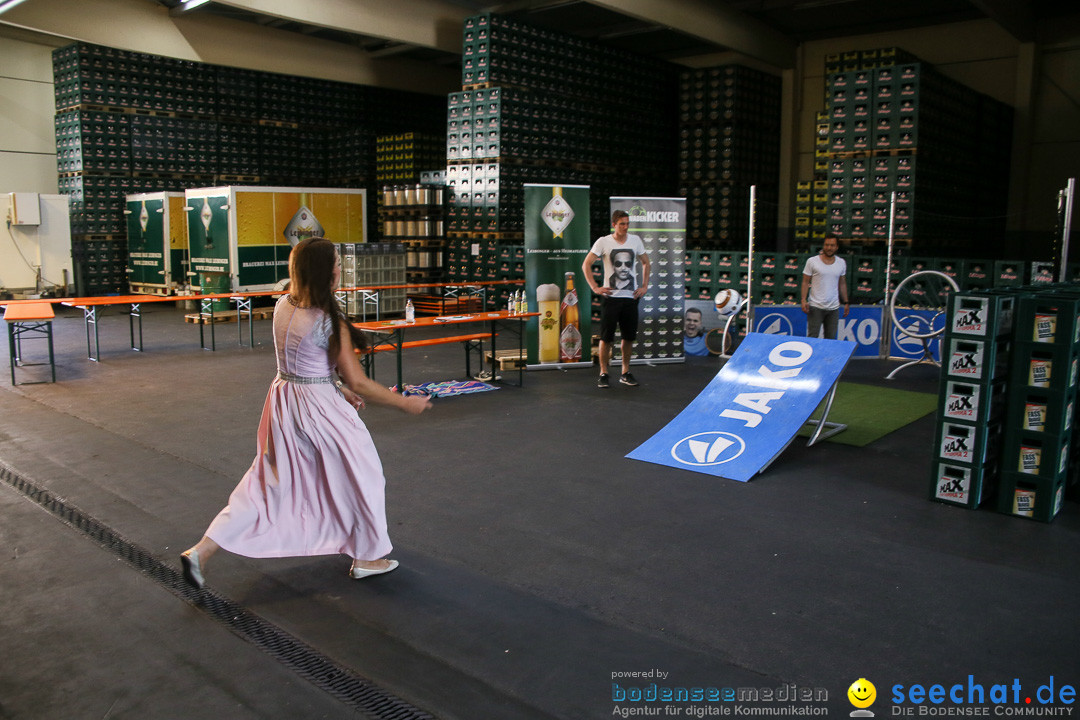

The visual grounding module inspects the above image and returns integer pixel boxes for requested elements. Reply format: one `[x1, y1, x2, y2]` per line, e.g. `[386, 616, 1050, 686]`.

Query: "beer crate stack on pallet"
[930, 289, 1015, 510]
[997, 291, 1080, 522]
[51, 41, 446, 297]
[678, 65, 782, 251]
[802, 47, 1013, 258]
[447, 13, 678, 314]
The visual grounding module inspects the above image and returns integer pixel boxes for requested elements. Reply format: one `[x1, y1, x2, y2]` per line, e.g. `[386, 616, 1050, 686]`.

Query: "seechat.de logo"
[756, 313, 795, 336]
[671, 432, 746, 466]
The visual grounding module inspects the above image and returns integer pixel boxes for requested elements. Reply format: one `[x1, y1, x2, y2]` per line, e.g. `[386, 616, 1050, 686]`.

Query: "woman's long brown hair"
[288, 237, 369, 356]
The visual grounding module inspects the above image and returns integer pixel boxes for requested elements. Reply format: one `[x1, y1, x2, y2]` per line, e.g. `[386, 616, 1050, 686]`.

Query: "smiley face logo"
[848, 678, 876, 709]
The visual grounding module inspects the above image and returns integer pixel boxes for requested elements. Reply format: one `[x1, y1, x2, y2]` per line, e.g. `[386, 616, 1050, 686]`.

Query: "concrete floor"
[1, 303, 1078, 719]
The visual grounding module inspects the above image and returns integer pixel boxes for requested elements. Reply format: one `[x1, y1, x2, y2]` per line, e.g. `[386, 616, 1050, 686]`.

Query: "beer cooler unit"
[124, 191, 188, 295]
[183, 186, 368, 299]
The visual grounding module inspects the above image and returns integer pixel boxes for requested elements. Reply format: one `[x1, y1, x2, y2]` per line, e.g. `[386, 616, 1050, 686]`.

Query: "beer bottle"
[559, 272, 582, 362]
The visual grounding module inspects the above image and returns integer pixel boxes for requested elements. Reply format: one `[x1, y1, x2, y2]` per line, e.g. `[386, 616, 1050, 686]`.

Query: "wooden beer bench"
[4, 302, 56, 385]
[355, 310, 537, 389]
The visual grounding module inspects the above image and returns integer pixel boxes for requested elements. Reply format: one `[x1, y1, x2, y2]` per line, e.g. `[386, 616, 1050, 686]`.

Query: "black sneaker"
[619, 372, 639, 386]
[597, 373, 610, 388]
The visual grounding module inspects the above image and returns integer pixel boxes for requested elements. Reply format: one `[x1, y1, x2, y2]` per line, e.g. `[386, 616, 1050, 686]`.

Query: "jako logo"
[756, 314, 794, 336]
[671, 432, 746, 466]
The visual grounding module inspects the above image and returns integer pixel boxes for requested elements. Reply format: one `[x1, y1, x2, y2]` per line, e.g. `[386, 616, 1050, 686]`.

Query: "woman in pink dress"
[181, 237, 430, 588]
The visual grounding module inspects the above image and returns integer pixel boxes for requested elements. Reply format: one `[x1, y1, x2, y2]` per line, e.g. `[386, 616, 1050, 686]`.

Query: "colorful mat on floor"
[394, 380, 500, 398]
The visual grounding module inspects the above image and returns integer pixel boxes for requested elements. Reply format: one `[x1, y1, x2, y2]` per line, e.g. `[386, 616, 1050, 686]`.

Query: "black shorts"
[600, 296, 640, 343]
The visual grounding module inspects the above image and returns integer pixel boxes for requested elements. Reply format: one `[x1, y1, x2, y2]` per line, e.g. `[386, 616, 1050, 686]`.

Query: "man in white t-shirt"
[800, 236, 849, 339]
[582, 210, 650, 388]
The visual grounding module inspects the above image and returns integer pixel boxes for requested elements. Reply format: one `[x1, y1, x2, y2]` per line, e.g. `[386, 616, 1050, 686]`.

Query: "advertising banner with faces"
[609, 196, 687, 362]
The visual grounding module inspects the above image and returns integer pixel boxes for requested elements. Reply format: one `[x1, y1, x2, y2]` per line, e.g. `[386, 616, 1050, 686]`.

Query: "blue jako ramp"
[627, 333, 856, 481]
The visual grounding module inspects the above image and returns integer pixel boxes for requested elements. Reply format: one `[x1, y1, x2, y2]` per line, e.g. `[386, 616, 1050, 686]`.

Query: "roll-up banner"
[524, 184, 593, 367]
[609, 197, 687, 363]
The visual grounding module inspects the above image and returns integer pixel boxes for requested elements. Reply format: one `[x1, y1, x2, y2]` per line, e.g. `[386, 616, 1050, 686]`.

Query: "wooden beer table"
[354, 310, 538, 390]
[4, 302, 56, 385]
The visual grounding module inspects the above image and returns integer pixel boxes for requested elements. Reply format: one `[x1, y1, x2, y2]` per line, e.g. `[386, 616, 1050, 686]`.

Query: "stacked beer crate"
[678, 65, 782, 250]
[930, 290, 1014, 510]
[683, 251, 802, 306]
[810, 48, 1012, 256]
[446, 12, 678, 310]
[51, 41, 444, 296]
[997, 292, 1080, 522]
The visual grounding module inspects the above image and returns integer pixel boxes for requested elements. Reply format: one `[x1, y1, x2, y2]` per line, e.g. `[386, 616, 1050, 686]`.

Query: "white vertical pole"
[747, 184, 756, 327]
[882, 191, 897, 359]
[1059, 178, 1076, 282]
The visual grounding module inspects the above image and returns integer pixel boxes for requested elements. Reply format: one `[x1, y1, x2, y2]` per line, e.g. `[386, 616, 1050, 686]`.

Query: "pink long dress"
[205, 295, 392, 561]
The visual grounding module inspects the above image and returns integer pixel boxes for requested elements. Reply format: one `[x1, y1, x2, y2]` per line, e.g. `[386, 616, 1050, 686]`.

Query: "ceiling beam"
[586, 0, 796, 68]
[206, 0, 473, 52]
[967, 0, 1035, 42]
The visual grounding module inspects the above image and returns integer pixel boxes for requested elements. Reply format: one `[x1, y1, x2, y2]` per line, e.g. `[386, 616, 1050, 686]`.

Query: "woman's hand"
[340, 386, 365, 410]
[400, 395, 433, 415]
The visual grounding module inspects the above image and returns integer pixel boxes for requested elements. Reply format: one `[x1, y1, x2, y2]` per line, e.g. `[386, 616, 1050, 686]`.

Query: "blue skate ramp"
[627, 332, 856, 481]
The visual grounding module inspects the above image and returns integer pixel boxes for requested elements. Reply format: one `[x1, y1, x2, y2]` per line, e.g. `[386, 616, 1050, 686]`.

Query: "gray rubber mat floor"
[1, 303, 1077, 719]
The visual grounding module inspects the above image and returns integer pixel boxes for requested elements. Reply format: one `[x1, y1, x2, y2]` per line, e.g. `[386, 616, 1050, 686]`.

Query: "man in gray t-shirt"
[800, 236, 849, 339]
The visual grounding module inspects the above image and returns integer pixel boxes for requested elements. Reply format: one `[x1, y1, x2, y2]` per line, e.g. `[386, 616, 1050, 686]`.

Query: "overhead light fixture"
[179, 0, 212, 9]
[0, 0, 31, 15]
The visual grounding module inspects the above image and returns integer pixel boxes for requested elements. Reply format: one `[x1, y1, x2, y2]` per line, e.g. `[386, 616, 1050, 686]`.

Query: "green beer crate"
[994, 260, 1025, 287]
[938, 378, 1007, 425]
[943, 336, 1010, 382]
[996, 472, 1066, 523]
[1001, 430, 1071, 483]
[946, 290, 1017, 339]
[961, 259, 993, 291]
[929, 459, 998, 509]
[934, 418, 1003, 467]
[1014, 294, 1080, 346]
[1006, 386, 1076, 438]
[715, 251, 744, 273]
[1010, 341, 1080, 394]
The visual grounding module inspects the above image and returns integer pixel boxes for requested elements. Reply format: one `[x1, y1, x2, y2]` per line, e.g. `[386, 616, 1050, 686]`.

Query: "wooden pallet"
[184, 308, 274, 324]
[483, 349, 526, 370]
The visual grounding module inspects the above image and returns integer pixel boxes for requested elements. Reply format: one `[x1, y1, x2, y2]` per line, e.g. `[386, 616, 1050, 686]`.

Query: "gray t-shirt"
[803, 254, 847, 310]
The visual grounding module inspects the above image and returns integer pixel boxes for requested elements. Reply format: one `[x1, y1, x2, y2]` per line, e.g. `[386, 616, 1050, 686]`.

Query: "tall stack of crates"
[808, 48, 1012, 256]
[997, 291, 1080, 522]
[678, 65, 782, 249]
[52, 41, 445, 296]
[447, 12, 678, 304]
[339, 242, 407, 318]
[930, 290, 1014, 509]
[793, 179, 829, 246]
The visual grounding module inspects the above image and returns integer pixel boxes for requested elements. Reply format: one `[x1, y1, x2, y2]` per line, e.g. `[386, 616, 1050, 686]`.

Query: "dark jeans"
[807, 306, 839, 339]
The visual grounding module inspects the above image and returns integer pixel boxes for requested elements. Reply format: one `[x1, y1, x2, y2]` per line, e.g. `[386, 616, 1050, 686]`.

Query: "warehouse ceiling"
[157, 0, 1079, 70]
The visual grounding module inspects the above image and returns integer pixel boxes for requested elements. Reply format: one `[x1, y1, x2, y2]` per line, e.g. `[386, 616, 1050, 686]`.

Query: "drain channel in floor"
[0, 463, 436, 720]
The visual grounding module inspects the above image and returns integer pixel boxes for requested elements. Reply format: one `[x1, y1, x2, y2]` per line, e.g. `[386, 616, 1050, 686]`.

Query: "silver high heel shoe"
[181, 550, 205, 589]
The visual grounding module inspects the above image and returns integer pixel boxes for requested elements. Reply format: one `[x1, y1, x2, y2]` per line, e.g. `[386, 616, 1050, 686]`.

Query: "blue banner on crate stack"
[626, 333, 855, 481]
[752, 305, 883, 357]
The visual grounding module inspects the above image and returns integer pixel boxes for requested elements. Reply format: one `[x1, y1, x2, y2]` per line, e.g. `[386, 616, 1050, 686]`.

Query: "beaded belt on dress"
[277, 371, 333, 384]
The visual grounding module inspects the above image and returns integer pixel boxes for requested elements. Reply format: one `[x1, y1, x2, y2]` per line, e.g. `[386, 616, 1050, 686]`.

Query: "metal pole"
[883, 191, 897, 358]
[1059, 178, 1076, 282]
[746, 184, 756, 328]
